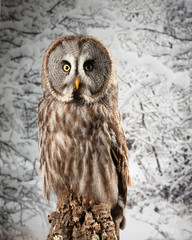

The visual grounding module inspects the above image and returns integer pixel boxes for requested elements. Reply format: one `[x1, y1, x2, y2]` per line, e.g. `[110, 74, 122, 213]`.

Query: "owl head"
[42, 35, 118, 106]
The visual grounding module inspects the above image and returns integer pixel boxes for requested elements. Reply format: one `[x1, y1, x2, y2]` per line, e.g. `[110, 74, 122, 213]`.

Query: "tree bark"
[47, 186, 118, 240]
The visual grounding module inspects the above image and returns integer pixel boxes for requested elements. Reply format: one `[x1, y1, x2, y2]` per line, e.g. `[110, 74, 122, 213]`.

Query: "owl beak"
[75, 77, 79, 89]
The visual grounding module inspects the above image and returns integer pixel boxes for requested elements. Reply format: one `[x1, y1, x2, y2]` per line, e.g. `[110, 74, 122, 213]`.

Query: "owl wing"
[38, 97, 55, 200]
[109, 109, 131, 205]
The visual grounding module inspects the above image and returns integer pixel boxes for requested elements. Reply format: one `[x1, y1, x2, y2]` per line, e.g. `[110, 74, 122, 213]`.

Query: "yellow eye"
[84, 64, 93, 71]
[63, 64, 71, 72]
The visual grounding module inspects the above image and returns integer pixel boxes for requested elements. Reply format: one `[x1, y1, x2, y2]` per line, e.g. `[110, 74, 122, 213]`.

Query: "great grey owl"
[38, 35, 131, 233]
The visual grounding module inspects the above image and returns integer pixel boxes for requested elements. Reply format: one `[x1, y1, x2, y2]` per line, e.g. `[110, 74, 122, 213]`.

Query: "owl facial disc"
[43, 35, 117, 104]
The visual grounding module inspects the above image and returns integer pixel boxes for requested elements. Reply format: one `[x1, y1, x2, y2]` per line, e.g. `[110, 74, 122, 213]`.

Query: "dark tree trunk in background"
[47, 186, 118, 240]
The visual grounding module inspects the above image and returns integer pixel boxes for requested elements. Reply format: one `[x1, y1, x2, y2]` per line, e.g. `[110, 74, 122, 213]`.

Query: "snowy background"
[0, 0, 192, 239]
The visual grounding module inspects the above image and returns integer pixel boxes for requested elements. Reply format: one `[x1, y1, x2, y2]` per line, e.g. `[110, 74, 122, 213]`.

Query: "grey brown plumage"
[38, 35, 131, 230]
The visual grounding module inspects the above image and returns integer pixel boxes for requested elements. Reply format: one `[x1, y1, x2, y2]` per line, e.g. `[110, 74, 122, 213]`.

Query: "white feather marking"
[110, 129, 118, 147]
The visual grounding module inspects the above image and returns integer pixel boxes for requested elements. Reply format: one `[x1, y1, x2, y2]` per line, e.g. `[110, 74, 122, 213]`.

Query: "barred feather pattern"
[38, 97, 130, 224]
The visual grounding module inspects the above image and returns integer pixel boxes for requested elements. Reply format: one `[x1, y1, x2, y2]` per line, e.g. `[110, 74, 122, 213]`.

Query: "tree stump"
[47, 186, 118, 240]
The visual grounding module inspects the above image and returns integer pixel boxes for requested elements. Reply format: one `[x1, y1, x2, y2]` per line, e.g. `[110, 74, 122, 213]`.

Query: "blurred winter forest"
[0, 0, 192, 239]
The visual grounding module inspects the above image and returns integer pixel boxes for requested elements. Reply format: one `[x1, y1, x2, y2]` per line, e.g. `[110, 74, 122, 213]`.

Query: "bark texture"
[47, 186, 118, 240]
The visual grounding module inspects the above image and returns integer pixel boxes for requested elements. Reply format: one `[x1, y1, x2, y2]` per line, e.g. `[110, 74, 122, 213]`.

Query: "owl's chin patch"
[73, 89, 82, 101]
